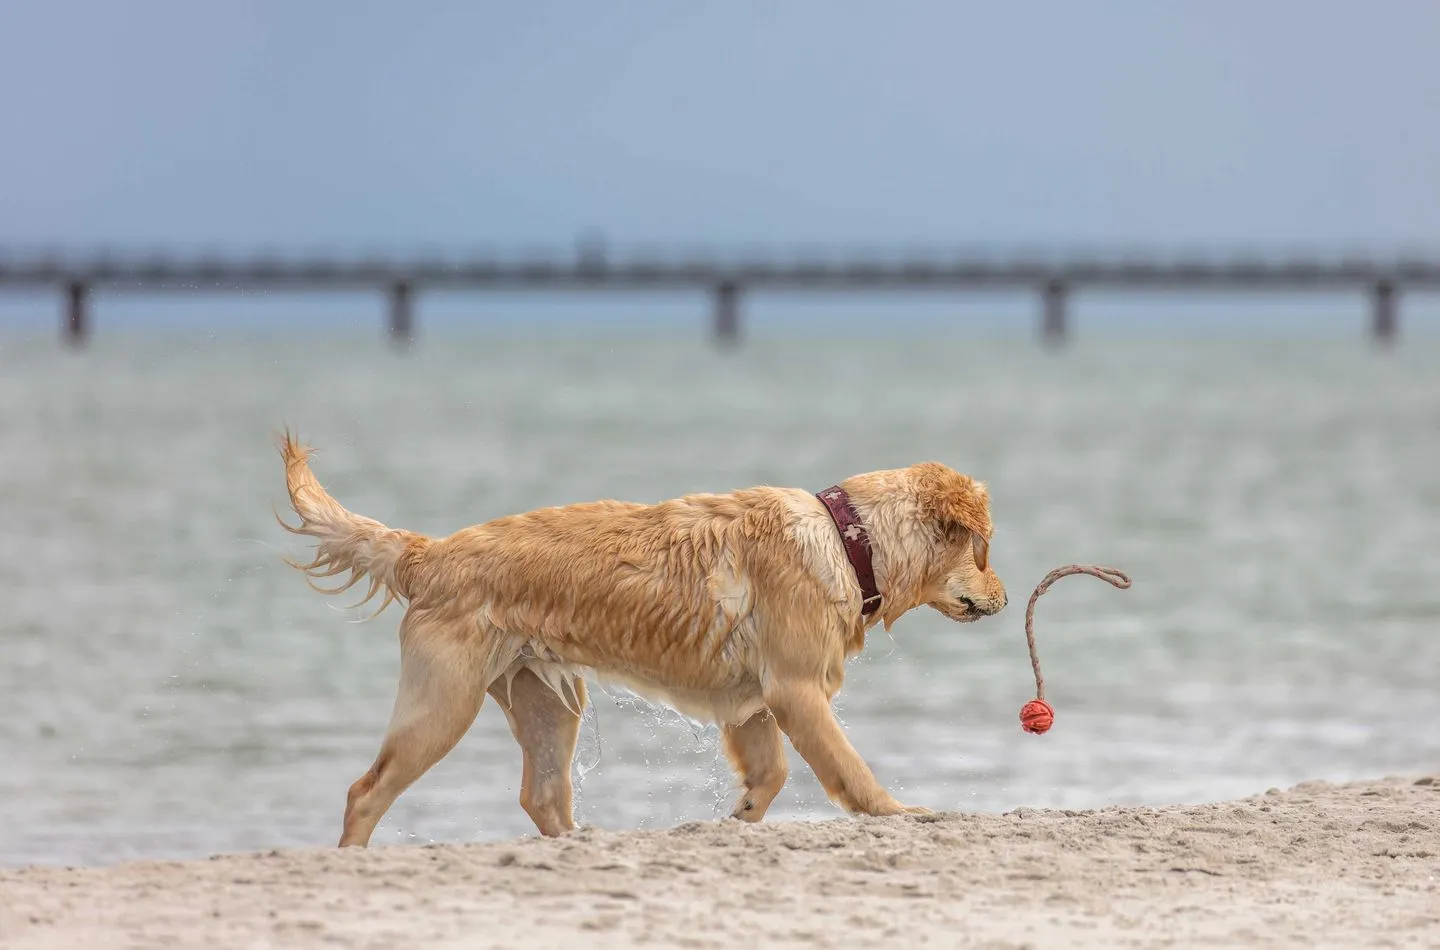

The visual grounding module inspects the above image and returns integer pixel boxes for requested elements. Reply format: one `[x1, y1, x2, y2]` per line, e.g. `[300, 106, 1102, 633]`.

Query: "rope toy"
[1020, 564, 1131, 734]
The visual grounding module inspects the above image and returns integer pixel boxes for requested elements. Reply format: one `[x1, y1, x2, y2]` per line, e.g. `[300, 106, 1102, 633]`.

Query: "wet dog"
[276, 433, 1007, 845]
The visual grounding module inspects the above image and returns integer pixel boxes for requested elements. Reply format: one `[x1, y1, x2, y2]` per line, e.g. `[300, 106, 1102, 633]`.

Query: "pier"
[2, 245, 1437, 347]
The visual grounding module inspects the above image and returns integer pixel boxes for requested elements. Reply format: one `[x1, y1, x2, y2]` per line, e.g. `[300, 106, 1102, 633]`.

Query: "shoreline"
[2, 774, 1437, 949]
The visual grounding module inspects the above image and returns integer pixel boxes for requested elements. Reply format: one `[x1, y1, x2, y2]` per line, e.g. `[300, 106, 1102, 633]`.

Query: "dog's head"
[913, 462, 1007, 624]
[861, 461, 1007, 627]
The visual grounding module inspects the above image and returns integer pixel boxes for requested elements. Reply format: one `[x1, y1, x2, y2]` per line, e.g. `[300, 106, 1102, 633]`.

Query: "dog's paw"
[861, 799, 933, 818]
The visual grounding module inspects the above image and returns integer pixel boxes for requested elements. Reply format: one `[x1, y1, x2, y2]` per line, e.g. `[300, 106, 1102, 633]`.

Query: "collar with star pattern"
[815, 485, 882, 617]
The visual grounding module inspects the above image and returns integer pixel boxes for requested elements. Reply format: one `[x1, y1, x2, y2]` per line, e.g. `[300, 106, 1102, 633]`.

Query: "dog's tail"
[275, 431, 430, 617]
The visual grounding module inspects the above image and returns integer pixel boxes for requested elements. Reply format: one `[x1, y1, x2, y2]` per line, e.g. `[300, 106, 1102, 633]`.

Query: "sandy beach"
[2, 774, 1436, 949]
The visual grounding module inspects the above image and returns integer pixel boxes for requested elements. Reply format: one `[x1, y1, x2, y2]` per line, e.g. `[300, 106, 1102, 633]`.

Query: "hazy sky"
[4, 0, 1438, 250]
[2, 2, 1438, 333]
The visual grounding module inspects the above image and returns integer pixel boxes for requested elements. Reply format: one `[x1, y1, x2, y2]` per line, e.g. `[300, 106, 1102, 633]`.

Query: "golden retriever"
[276, 433, 1007, 846]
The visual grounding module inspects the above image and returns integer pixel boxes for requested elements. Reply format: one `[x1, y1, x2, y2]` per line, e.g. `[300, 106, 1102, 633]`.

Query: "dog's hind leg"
[488, 666, 586, 837]
[339, 634, 487, 847]
[722, 709, 789, 821]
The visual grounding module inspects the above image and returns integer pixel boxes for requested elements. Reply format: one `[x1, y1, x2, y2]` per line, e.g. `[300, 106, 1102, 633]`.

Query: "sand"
[2, 775, 1437, 949]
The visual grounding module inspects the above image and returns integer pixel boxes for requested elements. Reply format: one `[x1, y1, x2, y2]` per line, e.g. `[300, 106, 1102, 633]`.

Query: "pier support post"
[388, 280, 414, 347]
[64, 282, 89, 348]
[713, 281, 740, 347]
[1371, 279, 1397, 345]
[1041, 279, 1067, 346]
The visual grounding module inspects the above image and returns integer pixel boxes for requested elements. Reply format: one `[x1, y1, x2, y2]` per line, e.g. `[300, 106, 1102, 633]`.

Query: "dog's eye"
[971, 534, 989, 572]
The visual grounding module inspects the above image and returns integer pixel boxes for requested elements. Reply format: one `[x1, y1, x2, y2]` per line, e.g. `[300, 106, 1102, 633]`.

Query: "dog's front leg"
[722, 709, 789, 821]
[764, 680, 930, 817]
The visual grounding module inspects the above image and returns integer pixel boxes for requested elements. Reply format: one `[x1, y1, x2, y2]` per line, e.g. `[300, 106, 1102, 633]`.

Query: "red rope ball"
[1019, 699, 1054, 734]
[1019, 564, 1132, 737]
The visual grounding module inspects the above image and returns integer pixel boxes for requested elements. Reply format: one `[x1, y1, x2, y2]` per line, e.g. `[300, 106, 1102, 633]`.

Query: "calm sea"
[2, 330, 1437, 868]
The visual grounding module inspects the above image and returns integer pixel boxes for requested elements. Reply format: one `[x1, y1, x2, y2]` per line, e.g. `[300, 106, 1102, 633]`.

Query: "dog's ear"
[911, 461, 993, 543]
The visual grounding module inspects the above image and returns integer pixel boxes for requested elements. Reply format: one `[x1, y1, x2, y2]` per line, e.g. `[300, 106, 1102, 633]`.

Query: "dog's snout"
[961, 592, 1006, 616]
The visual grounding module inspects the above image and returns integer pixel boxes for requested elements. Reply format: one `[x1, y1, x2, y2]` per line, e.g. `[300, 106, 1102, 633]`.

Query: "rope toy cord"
[1020, 564, 1132, 734]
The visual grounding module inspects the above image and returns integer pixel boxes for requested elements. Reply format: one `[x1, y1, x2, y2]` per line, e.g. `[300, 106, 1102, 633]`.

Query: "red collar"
[816, 485, 882, 617]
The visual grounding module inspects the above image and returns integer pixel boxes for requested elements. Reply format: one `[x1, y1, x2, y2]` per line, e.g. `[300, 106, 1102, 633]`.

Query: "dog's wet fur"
[276, 433, 1007, 845]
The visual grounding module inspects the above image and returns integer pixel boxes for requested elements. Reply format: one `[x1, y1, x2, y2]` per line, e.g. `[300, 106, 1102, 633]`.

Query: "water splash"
[572, 697, 602, 794]
[597, 684, 720, 749]
[588, 684, 739, 820]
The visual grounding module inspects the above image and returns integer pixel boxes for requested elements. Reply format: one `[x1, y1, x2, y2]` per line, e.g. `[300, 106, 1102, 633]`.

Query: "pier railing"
[2, 245, 1435, 346]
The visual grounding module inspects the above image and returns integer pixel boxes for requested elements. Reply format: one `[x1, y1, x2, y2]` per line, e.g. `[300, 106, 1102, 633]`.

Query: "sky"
[2, 0, 1438, 333]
